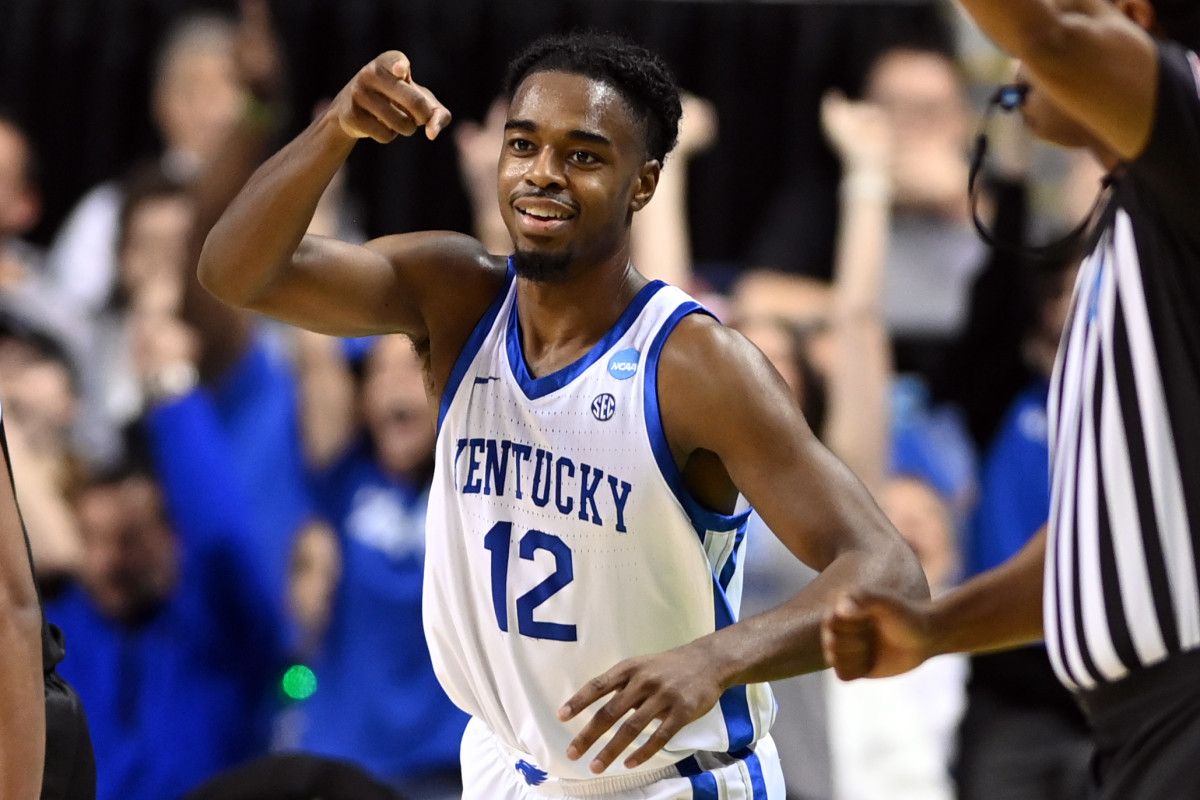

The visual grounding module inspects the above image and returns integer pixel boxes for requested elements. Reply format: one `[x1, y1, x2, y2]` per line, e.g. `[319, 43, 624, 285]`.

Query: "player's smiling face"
[498, 70, 657, 280]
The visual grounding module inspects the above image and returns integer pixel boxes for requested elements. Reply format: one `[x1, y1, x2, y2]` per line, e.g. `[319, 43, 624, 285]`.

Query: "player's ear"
[629, 160, 661, 213]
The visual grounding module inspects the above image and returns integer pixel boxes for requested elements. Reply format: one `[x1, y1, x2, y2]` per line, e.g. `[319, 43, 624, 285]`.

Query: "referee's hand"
[821, 591, 936, 680]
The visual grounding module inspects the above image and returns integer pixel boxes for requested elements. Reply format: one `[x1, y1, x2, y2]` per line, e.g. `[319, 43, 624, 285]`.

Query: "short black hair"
[1153, 0, 1200, 50]
[502, 31, 683, 164]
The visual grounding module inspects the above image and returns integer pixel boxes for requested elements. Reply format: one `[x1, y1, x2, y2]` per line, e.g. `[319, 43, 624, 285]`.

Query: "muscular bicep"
[236, 231, 495, 339]
[659, 318, 896, 570]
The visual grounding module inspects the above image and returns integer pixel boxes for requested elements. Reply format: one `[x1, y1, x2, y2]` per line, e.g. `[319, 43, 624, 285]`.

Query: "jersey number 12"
[483, 521, 577, 642]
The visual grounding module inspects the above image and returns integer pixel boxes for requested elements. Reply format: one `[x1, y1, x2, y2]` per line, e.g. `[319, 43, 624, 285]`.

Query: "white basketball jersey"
[424, 264, 776, 783]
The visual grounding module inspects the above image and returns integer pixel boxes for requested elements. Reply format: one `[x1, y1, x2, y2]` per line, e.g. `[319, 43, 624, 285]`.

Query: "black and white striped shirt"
[1046, 42, 1200, 692]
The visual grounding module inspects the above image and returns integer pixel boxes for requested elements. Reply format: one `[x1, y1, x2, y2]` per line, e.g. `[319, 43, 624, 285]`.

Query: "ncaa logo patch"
[591, 393, 617, 421]
[608, 348, 640, 380]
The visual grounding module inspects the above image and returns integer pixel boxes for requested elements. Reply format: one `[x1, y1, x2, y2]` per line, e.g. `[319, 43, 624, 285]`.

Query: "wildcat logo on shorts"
[607, 348, 640, 380]
[515, 760, 548, 786]
[591, 393, 616, 421]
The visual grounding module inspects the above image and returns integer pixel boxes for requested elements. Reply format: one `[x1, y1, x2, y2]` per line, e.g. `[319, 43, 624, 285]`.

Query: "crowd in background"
[0, 0, 1113, 798]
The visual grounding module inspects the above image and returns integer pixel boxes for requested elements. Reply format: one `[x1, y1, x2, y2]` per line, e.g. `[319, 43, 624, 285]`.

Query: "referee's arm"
[953, 0, 1159, 160]
[822, 525, 1046, 680]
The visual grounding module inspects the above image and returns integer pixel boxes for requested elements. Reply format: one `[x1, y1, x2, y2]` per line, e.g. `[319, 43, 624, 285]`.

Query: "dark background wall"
[0, 0, 951, 282]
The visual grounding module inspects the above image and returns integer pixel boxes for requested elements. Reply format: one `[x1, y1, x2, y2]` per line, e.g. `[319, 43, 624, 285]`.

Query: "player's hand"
[820, 590, 936, 680]
[330, 51, 451, 144]
[558, 644, 723, 774]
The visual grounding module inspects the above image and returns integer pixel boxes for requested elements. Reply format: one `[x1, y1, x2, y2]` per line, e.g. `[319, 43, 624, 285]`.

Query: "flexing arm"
[0, 419, 47, 800]
[197, 50, 468, 339]
[823, 524, 1047, 680]
[956, 0, 1158, 158]
[561, 319, 927, 773]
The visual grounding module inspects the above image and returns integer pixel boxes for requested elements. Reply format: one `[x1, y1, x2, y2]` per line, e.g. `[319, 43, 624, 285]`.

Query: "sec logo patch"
[591, 393, 616, 421]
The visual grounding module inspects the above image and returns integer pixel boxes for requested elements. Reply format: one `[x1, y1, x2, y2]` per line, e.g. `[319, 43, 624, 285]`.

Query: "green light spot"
[282, 664, 317, 701]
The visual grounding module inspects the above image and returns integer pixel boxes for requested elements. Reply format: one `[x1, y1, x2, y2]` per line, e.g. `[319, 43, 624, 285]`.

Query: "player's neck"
[515, 254, 647, 378]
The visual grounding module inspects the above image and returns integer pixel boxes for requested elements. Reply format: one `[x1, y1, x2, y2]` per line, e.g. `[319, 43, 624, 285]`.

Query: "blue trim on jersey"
[437, 261, 516, 432]
[505, 280, 666, 400]
[677, 749, 767, 798]
[686, 772, 720, 800]
[717, 522, 748, 592]
[731, 747, 769, 799]
[720, 687, 755, 751]
[644, 303, 753, 535]
[710, 571, 757, 752]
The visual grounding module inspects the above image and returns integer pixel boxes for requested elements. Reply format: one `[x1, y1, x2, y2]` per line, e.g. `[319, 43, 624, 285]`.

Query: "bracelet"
[144, 362, 199, 403]
[840, 171, 893, 202]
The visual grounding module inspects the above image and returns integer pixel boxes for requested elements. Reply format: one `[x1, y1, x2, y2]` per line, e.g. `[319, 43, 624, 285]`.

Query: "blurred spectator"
[865, 44, 985, 384]
[79, 163, 194, 468]
[178, 0, 316, 652]
[630, 92, 719, 290]
[826, 474, 967, 800]
[283, 333, 467, 798]
[45, 313, 283, 800]
[0, 314, 85, 581]
[45, 11, 243, 316]
[0, 113, 89, 366]
[452, 97, 513, 257]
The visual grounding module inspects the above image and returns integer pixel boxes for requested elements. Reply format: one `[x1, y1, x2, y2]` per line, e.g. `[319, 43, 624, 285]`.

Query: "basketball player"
[199, 32, 927, 798]
[821, 1, 1200, 798]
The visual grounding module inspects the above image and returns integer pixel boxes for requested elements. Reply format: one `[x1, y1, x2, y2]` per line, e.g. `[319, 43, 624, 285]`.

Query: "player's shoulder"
[659, 310, 758, 365]
[656, 310, 773, 394]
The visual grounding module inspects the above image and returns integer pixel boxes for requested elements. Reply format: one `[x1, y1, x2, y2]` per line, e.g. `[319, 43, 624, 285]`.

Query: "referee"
[822, 0, 1200, 798]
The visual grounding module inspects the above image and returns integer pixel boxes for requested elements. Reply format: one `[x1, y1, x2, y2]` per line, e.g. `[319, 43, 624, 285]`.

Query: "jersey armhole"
[642, 304, 753, 536]
[437, 261, 516, 432]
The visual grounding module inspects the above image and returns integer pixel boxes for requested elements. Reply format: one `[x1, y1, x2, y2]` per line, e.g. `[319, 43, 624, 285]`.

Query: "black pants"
[42, 670, 96, 800]
[1081, 649, 1200, 800]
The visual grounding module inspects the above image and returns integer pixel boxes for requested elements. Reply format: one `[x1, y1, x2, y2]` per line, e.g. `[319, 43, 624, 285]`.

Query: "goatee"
[512, 249, 573, 283]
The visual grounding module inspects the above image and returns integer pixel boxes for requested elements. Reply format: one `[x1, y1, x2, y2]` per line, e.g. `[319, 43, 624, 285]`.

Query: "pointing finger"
[425, 103, 453, 140]
[387, 51, 411, 82]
